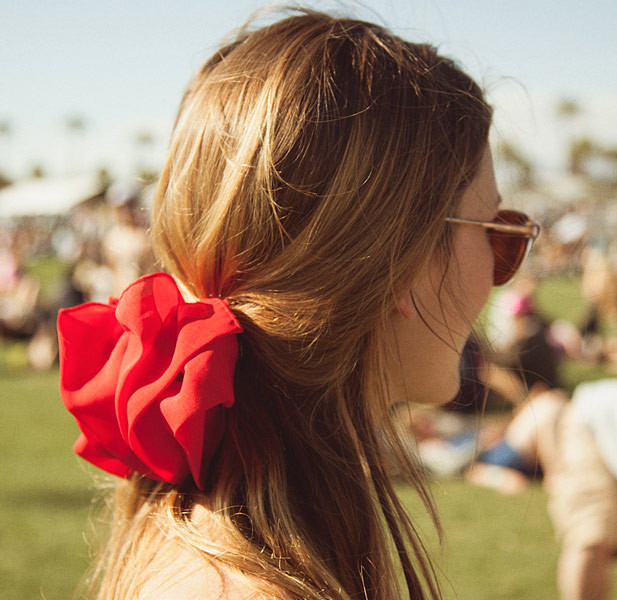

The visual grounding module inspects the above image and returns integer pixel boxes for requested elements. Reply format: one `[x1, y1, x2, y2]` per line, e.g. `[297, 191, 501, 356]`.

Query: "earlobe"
[395, 290, 417, 320]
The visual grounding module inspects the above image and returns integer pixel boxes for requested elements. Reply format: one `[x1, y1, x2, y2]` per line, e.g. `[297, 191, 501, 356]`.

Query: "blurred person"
[394, 358, 562, 485]
[389, 400, 481, 479]
[489, 281, 561, 393]
[466, 388, 567, 495]
[0, 258, 40, 338]
[57, 10, 540, 600]
[579, 244, 617, 362]
[444, 334, 488, 413]
[71, 241, 115, 303]
[0, 229, 18, 294]
[102, 195, 155, 297]
[547, 380, 617, 600]
[468, 379, 617, 600]
[25, 259, 89, 371]
[67, 235, 115, 304]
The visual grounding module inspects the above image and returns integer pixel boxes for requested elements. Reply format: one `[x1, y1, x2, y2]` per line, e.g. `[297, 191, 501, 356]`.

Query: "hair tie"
[57, 272, 243, 490]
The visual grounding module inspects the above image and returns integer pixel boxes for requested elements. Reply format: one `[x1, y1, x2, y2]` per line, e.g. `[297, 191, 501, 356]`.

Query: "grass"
[400, 482, 561, 599]
[1, 364, 565, 599]
[535, 273, 587, 326]
[3, 365, 613, 600]
[2, 273, 616, 598]
[0, 368, 93, 600]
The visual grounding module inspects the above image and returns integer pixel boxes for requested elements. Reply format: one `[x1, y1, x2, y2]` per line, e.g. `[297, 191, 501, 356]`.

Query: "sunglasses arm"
[445, 217, 540, 239]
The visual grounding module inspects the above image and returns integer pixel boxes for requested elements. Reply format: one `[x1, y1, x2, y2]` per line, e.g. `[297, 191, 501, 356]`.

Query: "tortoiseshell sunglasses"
[445, 209, 540, 285]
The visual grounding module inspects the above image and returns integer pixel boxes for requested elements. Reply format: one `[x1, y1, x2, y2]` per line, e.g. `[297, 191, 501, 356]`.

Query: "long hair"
[92, 9, 492, 600]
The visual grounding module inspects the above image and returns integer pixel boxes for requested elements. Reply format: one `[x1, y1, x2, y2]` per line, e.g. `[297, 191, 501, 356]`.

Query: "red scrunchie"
[57, 272, 243, 490]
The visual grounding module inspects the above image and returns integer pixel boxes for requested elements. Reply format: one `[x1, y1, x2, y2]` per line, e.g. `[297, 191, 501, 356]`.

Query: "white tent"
[0, 173, 103, 218]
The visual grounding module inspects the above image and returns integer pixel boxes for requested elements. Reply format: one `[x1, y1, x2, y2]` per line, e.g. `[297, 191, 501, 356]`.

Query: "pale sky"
[2, 0, 617, 179]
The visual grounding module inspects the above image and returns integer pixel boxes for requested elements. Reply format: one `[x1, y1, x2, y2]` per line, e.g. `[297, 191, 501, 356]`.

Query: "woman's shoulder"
[152, 559, 267, 600]
[140, 539, 269, 600]
[139, 501, 275, 600]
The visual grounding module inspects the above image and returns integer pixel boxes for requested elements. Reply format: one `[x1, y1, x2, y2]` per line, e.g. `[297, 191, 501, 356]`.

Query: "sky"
[2, 0, 617, 180]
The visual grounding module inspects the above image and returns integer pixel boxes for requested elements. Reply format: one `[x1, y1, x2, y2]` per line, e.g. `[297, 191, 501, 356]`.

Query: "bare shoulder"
[138, 521, 272, 600]
[139, 498, 287, 600]
[153, 558, 267, 600]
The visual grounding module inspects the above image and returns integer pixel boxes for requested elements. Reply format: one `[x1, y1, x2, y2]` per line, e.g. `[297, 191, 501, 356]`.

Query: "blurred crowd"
[2, 178, 617, 597]
[3, 185, 617, 375]
[0, 180, 155, 369]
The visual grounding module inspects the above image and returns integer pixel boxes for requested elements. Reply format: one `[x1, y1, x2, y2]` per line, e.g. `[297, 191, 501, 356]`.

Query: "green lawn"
[2, 273, 616, 598]
[0, 367, 93, 600]
[400, 482, 561, 599]
[3, 364, 614, 600]
[535, 273, 587, 326]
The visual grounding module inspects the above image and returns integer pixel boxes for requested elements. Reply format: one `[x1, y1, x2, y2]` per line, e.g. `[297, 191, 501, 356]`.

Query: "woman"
[58, 9, 539, 599]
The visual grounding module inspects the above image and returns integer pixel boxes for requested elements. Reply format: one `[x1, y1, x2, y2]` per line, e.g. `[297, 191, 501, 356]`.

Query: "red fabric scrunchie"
[57, 272, 243, 490]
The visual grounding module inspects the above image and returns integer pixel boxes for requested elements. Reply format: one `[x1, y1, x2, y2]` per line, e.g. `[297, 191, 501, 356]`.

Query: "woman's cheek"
[453, 230, 494, 324]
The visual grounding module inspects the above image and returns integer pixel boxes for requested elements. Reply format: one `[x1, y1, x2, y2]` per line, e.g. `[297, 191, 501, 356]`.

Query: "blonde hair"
[91, 9, 491, 600]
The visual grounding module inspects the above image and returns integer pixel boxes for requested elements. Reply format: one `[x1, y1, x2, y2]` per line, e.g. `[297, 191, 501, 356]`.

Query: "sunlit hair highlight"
[94, 8, 492, 600]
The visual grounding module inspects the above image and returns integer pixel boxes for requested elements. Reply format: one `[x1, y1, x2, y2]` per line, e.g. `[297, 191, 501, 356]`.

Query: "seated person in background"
[393, 337, 558, 481]
[489, 287, 561, 394]
[469, 379, 617, 600]
[547, 379, 617, 600]
[390, 402, 481, 478]
[466, 388, 567, 495]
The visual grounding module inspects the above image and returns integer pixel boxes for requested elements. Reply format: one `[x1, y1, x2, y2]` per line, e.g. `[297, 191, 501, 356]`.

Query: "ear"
[395, 290, 417, 320]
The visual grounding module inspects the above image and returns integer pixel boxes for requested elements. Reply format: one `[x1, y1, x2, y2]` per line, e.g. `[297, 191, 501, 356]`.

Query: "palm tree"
[556, 98, 583, 174]
[0, 120, 12, 182]
[556, 99, 581, 120]
[134, 130, 157, 181]
[31, 164, 45, 178]
[64, 114, 87, 174]
[568, 138, 594, 176]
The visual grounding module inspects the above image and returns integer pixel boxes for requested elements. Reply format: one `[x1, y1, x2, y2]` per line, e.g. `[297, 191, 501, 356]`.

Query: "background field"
[2, 274, 616, 599]
[0, 365, 560, 600]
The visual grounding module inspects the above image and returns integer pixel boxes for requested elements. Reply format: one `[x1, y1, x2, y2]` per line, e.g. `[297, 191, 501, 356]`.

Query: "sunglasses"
[445, 209, 540, 285]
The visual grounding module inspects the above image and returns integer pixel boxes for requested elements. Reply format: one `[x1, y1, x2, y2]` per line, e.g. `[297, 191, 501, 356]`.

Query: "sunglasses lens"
[488, 210, 532, 285]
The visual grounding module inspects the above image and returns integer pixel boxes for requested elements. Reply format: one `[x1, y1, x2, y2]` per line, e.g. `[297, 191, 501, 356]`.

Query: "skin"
[391, 146, 500, 405]
[558, 542, 612, 600]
